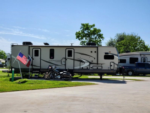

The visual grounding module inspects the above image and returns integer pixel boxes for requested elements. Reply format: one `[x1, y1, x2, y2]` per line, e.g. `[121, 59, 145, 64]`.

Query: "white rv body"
[118, 52, 150, 67]
[11, 42, 118, 75]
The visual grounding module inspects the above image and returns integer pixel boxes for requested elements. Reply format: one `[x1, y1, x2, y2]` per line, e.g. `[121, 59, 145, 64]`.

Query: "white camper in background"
[5, 53, 11, 68]
[118, 52, 150, 67]
[11, 42, 119, 76]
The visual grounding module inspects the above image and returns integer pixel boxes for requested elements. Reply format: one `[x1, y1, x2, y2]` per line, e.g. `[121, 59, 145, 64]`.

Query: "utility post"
[12, 68, 14, 82]
[99, 73, 103, 80]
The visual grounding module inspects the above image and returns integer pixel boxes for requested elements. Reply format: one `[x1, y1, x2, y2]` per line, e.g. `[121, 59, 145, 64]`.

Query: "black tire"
[127, 71, 134, 76]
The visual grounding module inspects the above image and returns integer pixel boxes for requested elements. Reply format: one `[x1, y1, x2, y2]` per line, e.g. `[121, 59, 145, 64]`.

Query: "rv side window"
[143, 58, 146, 62]
[34, 50, 39, 56]
[130, 57, 138, 64]
[68, 50, 72, 57]
[50, 49, 54, 59]
[104, 55, 114, 60]
[119, 59, 126, 63]
[142, 57, 147, 62]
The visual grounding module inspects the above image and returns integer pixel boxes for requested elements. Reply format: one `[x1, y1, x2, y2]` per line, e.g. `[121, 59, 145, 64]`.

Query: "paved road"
[0, 80, 150, 113]
[89, 76, 150, 81]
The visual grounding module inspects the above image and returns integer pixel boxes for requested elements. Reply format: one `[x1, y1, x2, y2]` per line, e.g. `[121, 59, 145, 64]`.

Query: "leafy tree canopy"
[75, 23, 104, 45]
[106, 33, 126, 47]
[0, 50, 7, 59]
[106, 33, 149, 53]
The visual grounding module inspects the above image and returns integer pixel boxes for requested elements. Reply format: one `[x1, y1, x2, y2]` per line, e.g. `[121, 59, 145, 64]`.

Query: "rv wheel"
[128, 71, 133, 76]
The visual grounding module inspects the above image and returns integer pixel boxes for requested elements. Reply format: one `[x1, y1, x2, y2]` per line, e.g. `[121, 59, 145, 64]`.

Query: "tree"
[106, 38, 116, 47]
[106, 33, 149, 53]
[75, 23, 104, 45]
[0, 50, 7, 59]
[106, 33, 126, 47]
[116, 35, 149, 53]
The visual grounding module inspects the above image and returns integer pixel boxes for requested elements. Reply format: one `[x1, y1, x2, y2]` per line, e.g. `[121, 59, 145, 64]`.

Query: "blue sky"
[0, 0, 150, 53]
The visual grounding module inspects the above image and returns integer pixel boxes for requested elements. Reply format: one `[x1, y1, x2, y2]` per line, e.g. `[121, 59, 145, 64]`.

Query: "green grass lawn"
[0, 71, 95, 92]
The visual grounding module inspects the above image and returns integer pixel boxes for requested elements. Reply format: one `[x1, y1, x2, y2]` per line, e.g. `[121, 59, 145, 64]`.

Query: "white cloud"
[0, 37, 81, 53]
[12, 26, 50, 33]
[37, 28, 50, 32]
[0, 26, 61, 38]
[0, 26, 15, 31]
[13, 26, 26, 29]
[0, 37, 14, 53]
[0, 30, 46, 39]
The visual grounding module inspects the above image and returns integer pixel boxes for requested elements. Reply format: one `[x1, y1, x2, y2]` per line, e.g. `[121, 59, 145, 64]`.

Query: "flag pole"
[28, 55, 32, 78]
[12, 55, 22, 79]
[17, 60, 22, 78]
[12, 53, 22, 79]
[13, 51, 21, 64]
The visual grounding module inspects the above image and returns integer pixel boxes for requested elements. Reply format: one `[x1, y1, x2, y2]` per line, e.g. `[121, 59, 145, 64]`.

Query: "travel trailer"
[117, 52, 150, 75]
[11, 42, 119, 76]
[5, 53, 11, 68]
[118, 52, 150, 68]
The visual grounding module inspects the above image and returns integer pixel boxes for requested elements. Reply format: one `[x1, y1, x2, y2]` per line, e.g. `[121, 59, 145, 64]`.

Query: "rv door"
[32, 49, 41, 69]
[141, 57, 147, 63]
[66, 49, 74, 69]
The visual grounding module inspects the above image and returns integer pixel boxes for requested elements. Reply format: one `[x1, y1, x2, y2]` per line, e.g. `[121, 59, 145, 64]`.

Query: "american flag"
[17, 52, 28, 65]
[26, 56, 32, 67]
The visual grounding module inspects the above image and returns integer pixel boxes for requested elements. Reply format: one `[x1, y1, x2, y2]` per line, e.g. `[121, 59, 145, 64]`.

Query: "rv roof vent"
[86, 42, 96, 46]
[44, 43, 49, 45]
[23, 42, 33, 45]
